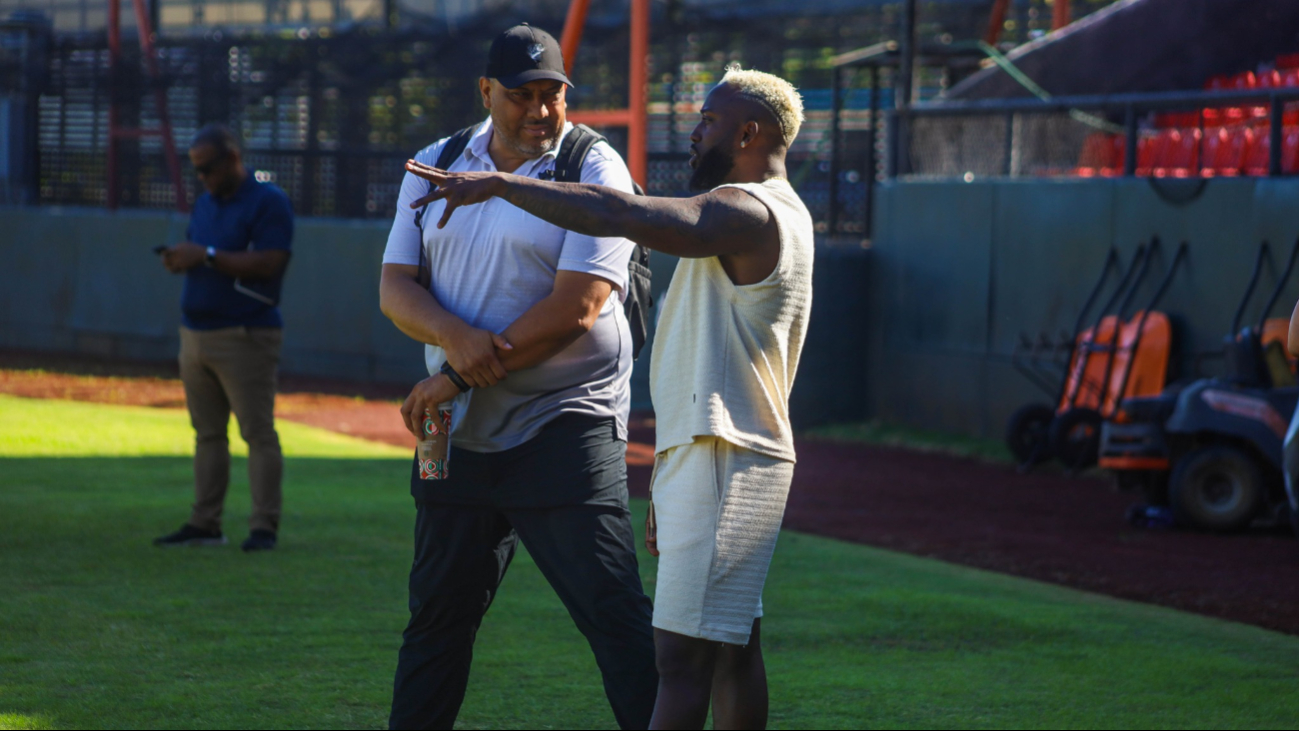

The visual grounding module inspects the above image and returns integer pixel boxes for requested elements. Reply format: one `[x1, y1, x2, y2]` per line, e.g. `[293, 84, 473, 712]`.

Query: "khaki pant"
[179, 326, 283, 534]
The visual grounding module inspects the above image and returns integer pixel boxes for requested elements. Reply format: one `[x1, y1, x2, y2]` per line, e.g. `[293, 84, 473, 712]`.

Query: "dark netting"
[13, 1, 1126, 231]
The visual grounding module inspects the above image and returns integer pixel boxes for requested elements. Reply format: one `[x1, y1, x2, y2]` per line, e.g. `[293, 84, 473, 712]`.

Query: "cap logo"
[528, 43, 545, 62]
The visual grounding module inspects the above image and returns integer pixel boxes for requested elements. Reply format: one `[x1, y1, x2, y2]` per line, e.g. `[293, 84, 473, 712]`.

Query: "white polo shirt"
[382, 119, 637, 452]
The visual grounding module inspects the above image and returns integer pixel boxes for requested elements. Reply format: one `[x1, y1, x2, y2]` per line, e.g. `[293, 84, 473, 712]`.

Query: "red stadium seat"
[1204, 105, 1248, 126]
[1277, 53, 1299, 70]
[1242, 126, 1299, 175]
[1257, 69, 1283, 89]
[1153, 111, 1200, 129]
[1284, 126, 1299, 172]
[1232, 71, 1259, 89]
[1201, 126, 1254, 177]
[1077, 133, 1118, 176]
[1244, 127, 1271, 175]
[1280, 70, 1299, 125]
[1152, 128, 1200, 177]
[1252, 126, 1299, 174]
[1136, 133, 1161, 176]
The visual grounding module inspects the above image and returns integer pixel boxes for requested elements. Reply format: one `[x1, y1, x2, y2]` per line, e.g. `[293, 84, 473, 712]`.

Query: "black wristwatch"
[203, 246, 217, 268]
[440, 361, 471, 392]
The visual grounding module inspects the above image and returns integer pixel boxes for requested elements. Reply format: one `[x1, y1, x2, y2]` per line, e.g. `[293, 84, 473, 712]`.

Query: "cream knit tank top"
[649, 177, 814, 462]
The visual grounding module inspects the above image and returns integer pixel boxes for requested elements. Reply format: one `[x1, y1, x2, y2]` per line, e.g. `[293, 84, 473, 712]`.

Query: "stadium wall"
[0, 205, 870, 427]
[870, 176, 1299, 439]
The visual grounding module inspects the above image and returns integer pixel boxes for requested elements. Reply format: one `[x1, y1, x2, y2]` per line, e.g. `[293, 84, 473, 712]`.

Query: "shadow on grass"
[0, 455, 624, 730]
[4, 455, 1299, 729]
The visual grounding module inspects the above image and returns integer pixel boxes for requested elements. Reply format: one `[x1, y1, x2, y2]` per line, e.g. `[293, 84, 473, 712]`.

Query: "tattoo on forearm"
[500, 179, 624, 238]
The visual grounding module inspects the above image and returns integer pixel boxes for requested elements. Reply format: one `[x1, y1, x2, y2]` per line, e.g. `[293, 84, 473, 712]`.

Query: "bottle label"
[417, 406, 453, 480]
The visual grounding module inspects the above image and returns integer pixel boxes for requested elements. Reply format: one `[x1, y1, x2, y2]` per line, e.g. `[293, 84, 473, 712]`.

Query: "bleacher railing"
[889, 88, 1299, 180]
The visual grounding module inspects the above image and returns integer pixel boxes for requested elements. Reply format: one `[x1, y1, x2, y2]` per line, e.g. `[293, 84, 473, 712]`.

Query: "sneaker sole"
[156, 536, 228, 548]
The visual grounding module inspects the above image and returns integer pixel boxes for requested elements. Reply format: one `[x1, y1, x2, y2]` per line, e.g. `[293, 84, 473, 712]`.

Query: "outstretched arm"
[404, 161, 775, 260]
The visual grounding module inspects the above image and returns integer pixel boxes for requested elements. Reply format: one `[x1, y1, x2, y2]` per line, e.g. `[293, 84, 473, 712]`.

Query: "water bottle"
[417, 404, 453, 480]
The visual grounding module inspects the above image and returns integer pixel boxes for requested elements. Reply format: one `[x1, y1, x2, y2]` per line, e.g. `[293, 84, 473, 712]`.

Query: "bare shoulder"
[699, 186, 774, 230]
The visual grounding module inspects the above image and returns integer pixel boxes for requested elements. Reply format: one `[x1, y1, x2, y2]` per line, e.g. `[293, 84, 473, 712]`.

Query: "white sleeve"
[382, 141, 445, 266]
[556, 141, 637, 301]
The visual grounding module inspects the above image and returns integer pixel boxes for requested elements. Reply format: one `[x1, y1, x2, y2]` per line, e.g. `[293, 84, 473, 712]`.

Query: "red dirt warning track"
[3, 356, 1298, 635]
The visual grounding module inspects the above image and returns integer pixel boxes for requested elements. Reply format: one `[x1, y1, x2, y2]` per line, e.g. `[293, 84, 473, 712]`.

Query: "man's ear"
[479, 77, 493, 110]
[739, 120, 760, 149]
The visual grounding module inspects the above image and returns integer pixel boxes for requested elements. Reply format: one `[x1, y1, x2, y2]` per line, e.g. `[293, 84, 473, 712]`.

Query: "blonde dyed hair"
[718, 63, 805, 147]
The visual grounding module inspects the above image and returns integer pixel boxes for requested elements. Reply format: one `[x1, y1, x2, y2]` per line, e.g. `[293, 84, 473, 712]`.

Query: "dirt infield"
[4, 352, 1297, 635]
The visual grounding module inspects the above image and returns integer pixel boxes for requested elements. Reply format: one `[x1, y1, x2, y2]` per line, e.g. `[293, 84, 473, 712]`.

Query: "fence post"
[1003, 112, 1014, 177]
[829, 65, 843, 235]
[866, 65, 879, 237]
[886, 109, 900, 178]
[1124, 104, 1137, 177]
[1270, 95, 1283, 177]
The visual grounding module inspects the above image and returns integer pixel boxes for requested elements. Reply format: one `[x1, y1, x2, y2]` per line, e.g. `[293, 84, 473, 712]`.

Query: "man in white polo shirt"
[378, 24, 657, 731]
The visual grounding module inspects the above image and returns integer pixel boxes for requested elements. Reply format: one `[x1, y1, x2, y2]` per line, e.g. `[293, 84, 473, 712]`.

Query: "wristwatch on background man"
[204, 246, 216, 268]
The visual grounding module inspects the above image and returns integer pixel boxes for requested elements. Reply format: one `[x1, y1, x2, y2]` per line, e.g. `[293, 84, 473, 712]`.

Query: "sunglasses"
[193, 155, 228, 176]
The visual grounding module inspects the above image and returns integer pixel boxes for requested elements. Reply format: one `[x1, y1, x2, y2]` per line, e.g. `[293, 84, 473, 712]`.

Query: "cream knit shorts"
[649, 436, 795, 645]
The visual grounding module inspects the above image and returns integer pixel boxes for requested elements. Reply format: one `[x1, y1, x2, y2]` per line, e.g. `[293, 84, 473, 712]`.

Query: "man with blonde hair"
[403, 64, 812, 729]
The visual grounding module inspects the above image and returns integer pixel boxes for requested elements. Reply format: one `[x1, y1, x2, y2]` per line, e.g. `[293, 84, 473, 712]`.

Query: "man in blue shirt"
[153, 124, 294, 552]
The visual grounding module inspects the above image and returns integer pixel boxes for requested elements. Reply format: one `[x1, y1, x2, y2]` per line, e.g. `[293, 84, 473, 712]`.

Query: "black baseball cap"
[486, 23, 572, 89]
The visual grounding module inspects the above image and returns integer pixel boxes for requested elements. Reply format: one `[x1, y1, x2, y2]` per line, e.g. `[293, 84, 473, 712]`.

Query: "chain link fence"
[7, 1, 1128, 233]
[906, 110, 1118, 178]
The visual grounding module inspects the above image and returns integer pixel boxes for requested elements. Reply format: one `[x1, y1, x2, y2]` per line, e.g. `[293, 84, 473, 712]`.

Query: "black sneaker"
[241, 529, 277, 552]
[154, 524, 227, 548]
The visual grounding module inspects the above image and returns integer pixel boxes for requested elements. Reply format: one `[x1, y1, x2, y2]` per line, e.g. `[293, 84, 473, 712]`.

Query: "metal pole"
[1270, 95, 1283, 177]
[107, 0, 121, 210]
[866, 65, 879, 236]
[1003, 112, 1014, 176]
[886, 109, 898, 178]
[897, 0, 916, 109]
[383, 0, 395, 28]
[560, 0, 593, 76]
[1124, 104, 1137, 177]
[829, 65, 843, 235]
[1052, 0, 1071, 31]
[985, 0, 1011, 46]
[628, 0, 649, 186]
[132, 0, 188, 212]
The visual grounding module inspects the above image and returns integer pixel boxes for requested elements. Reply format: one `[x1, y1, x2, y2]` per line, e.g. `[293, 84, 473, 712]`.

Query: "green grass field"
[3, 394, 1299, 729]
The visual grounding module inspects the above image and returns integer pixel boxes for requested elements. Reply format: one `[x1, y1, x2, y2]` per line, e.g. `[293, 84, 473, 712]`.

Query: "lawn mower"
[1007, 238, 1186, 473]
[1101, 239, 1299, 532]
[1007, 246, 1139, 470]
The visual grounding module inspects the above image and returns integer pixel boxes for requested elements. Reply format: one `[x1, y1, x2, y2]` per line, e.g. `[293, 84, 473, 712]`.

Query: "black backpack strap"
[553, 123, 602, 184]
[414, 124, 476, 233]
[554, 123, 648, 195]
[413, 125, 476, 288]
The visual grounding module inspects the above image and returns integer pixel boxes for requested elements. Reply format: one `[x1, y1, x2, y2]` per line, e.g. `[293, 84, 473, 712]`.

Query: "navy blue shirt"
[182, 176, 294, 330]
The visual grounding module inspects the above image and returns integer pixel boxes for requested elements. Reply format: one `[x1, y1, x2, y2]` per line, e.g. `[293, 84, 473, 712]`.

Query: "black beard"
[688, 145, 735, 192]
